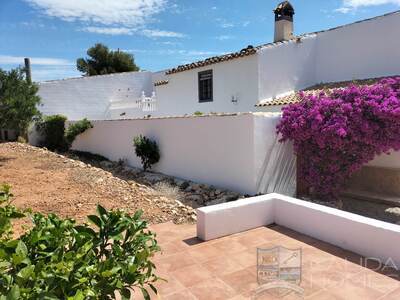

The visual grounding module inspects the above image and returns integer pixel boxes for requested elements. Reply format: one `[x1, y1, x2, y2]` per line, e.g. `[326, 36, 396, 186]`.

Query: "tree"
[0, 68, 41, 136]
[77, 43, 140, 76]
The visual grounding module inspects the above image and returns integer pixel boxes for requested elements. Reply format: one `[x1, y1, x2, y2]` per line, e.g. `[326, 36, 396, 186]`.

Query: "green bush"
[193, 111, 203, 116]
[133, 135, 160, 171]
[37, 114, 67, 151]
[65, 118, 93, 148]
[37, 116, 92, 151]
[0, 184, 161, 299]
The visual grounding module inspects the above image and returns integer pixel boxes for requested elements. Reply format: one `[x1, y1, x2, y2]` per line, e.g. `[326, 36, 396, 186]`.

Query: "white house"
[37, 2, 400, 120]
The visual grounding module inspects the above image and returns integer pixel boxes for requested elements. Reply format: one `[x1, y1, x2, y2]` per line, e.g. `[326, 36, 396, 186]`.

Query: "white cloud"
[215, 35, 235, 41]
[24, 0, 185, 38]
[142, 29, 185, 38]
[337, 0, 400, 13]
[0, 55, 73, 66]
[24, 0, 167, 26]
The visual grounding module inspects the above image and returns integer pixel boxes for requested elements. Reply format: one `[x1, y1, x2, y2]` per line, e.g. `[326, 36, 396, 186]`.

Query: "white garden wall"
[38, 71, 153, 121]
[72, 113, 295, 195]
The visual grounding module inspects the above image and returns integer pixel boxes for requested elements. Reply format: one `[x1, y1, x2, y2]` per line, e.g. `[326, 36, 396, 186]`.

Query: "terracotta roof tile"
[154, 80, 169, 86]
[256, 76, 398, 107]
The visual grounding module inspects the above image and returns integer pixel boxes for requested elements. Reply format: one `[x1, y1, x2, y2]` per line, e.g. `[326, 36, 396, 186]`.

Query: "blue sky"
[0, 0, 399, 82]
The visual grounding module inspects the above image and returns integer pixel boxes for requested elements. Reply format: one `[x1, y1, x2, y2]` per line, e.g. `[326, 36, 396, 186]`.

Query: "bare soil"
[0, 142, 196, 226]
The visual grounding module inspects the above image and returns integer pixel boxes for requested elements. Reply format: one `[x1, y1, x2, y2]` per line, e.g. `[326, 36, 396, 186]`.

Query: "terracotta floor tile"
[220, 268, 258, 296]
[155, 252, 197, 272]
[329, 275, 385, 300]
[203, 255, 244, 276]
[172, 264, 216, 288]
[231, 248, 258, 269]
[350, 270, 400, 295]
[212, 238, 248, 254]
[187, 244, 222, 263]
[306, 290, 342, 300]
[189, 278, 236, 300]
[234, 230, 274, 248]
[163, 289, 197, 300]
[146, 222, 397, 299]
[151, 272, 186, 296]
[380, 286, 400, 300]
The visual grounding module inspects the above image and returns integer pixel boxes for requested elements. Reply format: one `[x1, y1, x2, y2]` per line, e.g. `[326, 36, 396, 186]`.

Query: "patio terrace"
[140, 222, 400, 299]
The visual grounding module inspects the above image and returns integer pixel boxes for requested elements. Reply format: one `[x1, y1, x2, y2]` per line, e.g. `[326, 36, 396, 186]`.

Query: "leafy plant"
[0, 68, 41, 137]
[133, 135, 160, 171]
[193, 111, 203, 116]
[37, 114, 68, 151]
[0, 185, 161, 299]
[65, 118, 93, 148]
[0, 184, 25, 240]
[277, 77, 400, 200]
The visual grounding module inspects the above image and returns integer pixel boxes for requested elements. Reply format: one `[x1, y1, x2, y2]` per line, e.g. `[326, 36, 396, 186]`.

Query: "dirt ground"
[0, 142, 196, 226]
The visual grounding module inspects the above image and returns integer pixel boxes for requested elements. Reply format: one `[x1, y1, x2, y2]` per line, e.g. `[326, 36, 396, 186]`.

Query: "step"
[341, 189, 400, 207]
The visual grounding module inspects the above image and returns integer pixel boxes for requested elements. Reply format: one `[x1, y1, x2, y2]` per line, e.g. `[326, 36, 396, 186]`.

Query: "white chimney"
[274, 1, 295, 42]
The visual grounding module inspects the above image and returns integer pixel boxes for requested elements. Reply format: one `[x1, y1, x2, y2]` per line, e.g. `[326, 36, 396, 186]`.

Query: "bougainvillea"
[277, 77, 400, 200]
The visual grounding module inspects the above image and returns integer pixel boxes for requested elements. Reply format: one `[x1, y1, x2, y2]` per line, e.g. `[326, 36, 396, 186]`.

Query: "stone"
[205, 198, 227, 206]
[100, 161, 113, 168]
[177, 180, 190, 190]
[142, 172, 167, 184]
[385, 207, 400, 217]
[190, 183, 201, 191]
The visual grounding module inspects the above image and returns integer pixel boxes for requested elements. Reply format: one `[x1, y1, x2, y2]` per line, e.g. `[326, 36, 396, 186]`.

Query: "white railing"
[109, 91, 157, 113]
[140, 91, 157, 112]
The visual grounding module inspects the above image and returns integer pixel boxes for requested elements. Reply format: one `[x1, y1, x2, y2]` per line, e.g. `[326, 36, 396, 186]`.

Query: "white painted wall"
[257, 35, 317, 103]
[155, 55, 259, 116]
[71, 113, 295, 195]
[38, 71, 153, 121]
[197, 193, 400, 268]
[315, 12, 400, 83]
[257, 11, 400, 104]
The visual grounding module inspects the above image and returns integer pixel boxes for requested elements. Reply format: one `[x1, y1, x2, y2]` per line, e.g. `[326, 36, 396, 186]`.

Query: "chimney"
[274, 1, 295, 42]
[24, 58, 32, 84]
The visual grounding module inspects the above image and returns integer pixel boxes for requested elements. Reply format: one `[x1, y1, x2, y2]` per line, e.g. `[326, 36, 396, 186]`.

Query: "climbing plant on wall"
[277, 77, 400, 200]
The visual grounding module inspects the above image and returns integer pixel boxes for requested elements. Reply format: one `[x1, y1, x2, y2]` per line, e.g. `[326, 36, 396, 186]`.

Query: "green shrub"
[37, 114, 67, 151]
[0, 184, 161, 299]
[65, 118, 93, 148]
[193, 111, 203, 116]
[133, 135, 160, 171]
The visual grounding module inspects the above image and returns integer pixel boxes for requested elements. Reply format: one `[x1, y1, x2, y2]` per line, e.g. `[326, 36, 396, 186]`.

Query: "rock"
[190, 184, 201, 191]
[385, 207, 400, 217]
[142, 172, 167, 184]
[177, 180, 190, 190]
[206, 198, 227, 206]
[186, 194, 203, 204]
[100, 161, 113, 168]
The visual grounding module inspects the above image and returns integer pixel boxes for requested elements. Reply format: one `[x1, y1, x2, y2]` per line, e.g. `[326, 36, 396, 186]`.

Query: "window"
[198, 70, 213, 102]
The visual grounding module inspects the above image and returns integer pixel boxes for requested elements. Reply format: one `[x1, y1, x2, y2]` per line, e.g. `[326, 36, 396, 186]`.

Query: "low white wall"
[197, 193, 400, 268]
[72, 113, 295, 195]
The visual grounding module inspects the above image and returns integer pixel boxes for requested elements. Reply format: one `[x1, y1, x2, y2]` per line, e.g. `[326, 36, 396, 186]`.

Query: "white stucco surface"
[38, 71, 153, 120]
[197, 193, 400, 268]
[155, 55, 259, 116]
[71, 113, 294, 195]
[257, 11, 400, 104]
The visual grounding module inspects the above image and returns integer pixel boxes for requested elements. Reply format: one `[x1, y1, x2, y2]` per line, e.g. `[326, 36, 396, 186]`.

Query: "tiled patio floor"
[139, 222, 400, 300]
